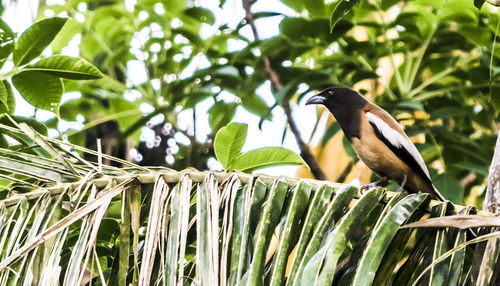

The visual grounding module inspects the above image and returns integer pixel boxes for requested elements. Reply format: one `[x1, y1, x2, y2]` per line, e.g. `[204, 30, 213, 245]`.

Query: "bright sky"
[2, 0, 325, 177]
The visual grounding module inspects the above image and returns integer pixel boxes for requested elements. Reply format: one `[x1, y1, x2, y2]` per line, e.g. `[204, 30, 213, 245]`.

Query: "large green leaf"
[330, 0, 359, 31]
[301, 188, 385, 285]
[286, 184, 336, 284]
[351, 194, 428, 285]
[12, 71, 63, 114]
[214, 122, 247, 171]
[13, 17, 67, 67]
[26, 56, 103, 80]
[208, 101, 238, 133]
[291, 185, 357, 285]
[240, 95, 271, 119]
[268, 182, 312, 286]
[433, 174, 463, 204]
[109, 97, 141, 133]
[231, 147, 307, 172]
[241, 179, 288, 286]
[228, 178, 267, 285]
[184, 7, 215, 25]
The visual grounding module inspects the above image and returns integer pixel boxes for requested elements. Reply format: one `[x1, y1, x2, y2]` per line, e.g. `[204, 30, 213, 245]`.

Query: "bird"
[305, 86, 446, 201]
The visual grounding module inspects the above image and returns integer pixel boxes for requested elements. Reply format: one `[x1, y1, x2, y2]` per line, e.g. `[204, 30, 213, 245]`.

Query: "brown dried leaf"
[401, 215, 499, 229]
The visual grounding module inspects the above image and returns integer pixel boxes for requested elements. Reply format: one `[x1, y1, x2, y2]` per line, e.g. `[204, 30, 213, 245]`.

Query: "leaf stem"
[404, 23, 437, 96]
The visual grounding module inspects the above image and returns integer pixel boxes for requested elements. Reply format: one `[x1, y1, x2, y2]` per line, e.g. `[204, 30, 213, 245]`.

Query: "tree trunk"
[482, 131, 500, 285]
[484, 131, 500, 213]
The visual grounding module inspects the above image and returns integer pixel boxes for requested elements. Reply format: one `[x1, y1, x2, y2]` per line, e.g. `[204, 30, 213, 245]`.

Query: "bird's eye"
[328, 90, 334, 95]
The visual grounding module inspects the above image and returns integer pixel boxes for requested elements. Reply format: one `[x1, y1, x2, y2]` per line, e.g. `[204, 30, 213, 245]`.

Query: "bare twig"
[241, 0, 326, 180]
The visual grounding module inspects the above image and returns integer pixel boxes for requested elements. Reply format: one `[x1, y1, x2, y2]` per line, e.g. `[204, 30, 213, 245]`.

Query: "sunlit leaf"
[13, 17, 67, 67]
[231, 147, 307, 172]
[209, 101, 238, 133]
[26, 55, 103, 80]
[214, 122, 247, 170]
[330, 0, 359, 31]
[12, 71, 63, 114]
[185, 7, 215, 25]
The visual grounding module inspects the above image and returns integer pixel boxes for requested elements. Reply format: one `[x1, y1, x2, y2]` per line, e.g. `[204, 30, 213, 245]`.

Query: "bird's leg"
[397, 176, 408, 193]
[360, 177, 388, 192]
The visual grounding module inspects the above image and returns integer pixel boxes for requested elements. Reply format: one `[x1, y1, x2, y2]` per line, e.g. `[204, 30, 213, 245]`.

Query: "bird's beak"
[305, 94, 326, 105]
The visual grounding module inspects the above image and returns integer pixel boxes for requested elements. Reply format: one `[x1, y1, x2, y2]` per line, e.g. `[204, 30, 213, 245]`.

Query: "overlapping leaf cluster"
[0, 121, 497, 285]
[0, 18, 102, 115]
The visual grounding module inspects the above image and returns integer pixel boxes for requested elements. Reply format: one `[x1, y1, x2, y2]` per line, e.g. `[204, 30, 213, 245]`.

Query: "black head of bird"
[306, 87, 446, 201]
[305, 87, 366, 109]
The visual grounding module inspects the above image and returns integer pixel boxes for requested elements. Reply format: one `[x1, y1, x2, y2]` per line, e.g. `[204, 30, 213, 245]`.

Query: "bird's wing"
[366, 112, 431, 182]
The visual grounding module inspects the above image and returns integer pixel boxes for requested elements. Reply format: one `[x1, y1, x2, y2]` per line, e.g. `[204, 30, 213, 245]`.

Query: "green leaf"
[231, 147, 307, 172]
[373, 208, 424, 286]
[0, 18, 15, 67]
[301, 187, 385, 285]
[330, 0, 359, 31]
[304, 0, 325, 17]
[452, 161, 489, 176]
[381, 0, 401, 10]
[12, 71, 63, 114]
[279, 0, 304, 12]
[208, 101, 238, 133]
[214, 66, 240, 78]
[13, 17, 68, 67]
[240, 94, 271, 119]
[241, 179, 288, 286]
[0, 80, 13, 113]
[213, 122, 247, 171]
[397, 101, 424, 111]
[3, 81, 14, 114]
[286, 184, 336, 283]
[268, 182, 312, 286]
[109, 97, 141, 136]
[229, 179, 266, 284]
[51, 19, 82, 54]
[457, 25, 491, 46]
[184, 7, 215, 25]
[432, 173, 464, 204]
[0, 115, 48, 136]
[291, 185, 357, 285]
[274, 84, 296, 105]
[352, 194, 427, 286]
[26, 55, 103, 80]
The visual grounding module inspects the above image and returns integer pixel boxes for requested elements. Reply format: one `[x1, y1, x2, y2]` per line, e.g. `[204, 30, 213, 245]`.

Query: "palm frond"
[0, 122, 497, 285]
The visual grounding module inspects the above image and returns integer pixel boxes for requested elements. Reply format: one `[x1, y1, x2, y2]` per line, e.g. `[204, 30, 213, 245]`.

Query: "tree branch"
[242, 0, 326, 180]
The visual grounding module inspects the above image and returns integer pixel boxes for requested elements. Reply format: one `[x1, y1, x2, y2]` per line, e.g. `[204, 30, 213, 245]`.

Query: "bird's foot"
[360, 177, 388, 192]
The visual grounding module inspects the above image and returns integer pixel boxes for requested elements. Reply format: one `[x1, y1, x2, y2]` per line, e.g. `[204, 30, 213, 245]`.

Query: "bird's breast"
[349, 114, 409, 180]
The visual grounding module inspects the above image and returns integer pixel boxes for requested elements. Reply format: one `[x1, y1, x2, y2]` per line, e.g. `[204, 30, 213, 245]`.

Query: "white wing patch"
[366, 112, 430, 179]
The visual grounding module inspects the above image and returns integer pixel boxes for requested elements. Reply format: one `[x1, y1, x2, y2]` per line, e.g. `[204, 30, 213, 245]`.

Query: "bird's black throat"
[328, 104, 364, 141]
[324, 89, 368, 141]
